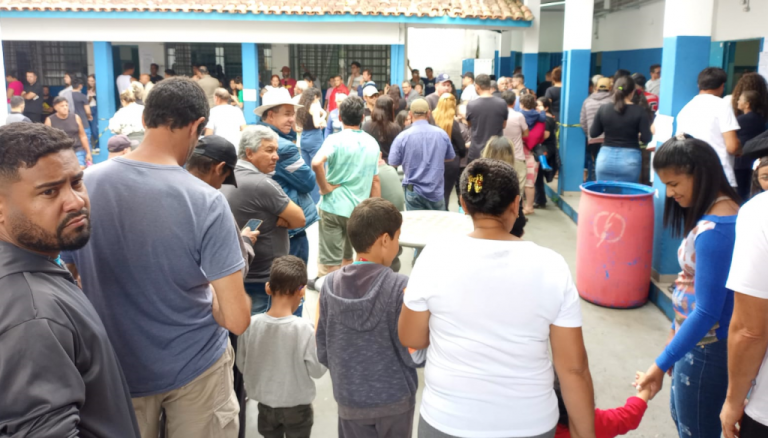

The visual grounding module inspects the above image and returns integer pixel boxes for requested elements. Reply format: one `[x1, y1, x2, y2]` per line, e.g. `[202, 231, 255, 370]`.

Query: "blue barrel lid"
[580, 181, 655, 198]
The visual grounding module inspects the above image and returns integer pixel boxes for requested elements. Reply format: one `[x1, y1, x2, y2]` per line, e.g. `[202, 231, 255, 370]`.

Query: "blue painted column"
[652, 0, 714, 278]
[494, 50, 501, 79]
[93, 42, 116, 164]
[522, 53, 539, 91]
[558, 0, 593, 193]
[242, 43, 259, 125]
[390, 44, 405, 89]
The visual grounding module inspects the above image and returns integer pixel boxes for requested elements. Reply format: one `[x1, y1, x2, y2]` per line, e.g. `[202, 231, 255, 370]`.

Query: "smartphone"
[244, 219, 263, 232]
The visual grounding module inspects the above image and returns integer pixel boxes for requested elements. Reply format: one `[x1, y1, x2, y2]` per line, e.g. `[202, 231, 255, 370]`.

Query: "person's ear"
[191, 117, 206, 137]
[459, 196, 468, 215]
[299, 286, 306, 299]
[214, 161, 227, 176]
[265, 283, 273, 296]
[511, 194, 521, 218]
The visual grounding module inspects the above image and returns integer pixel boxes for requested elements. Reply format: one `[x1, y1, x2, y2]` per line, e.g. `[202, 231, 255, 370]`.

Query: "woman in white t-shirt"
[399, 158, 596, 438]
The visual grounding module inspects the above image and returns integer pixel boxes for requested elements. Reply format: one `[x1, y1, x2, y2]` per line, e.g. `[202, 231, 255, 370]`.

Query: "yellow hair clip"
[467, 174, 484, 193]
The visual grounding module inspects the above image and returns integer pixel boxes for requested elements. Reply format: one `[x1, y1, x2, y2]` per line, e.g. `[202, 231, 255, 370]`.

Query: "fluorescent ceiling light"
[541, 1, 566, 7]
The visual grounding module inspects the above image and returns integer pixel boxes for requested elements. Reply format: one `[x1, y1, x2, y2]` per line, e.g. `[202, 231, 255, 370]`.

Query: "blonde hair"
[120, 88, 136, 104]
[130, 81, 144, 101]
[434, 93, 456, 136]
[481, 136, 516, 165]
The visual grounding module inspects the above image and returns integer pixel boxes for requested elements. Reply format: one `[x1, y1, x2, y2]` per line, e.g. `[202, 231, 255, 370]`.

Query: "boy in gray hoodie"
[316, 198, 424, 438]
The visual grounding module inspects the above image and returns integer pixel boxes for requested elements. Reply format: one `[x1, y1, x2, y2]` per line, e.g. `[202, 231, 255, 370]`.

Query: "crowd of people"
[2, 55, 768, 438]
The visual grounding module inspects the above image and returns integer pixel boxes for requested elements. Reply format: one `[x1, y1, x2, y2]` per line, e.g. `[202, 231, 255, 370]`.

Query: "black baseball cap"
[194, 135, 238, 187]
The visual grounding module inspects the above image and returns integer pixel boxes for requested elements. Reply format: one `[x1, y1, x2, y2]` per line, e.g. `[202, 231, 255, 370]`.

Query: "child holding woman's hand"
[554, 372, 652, 438]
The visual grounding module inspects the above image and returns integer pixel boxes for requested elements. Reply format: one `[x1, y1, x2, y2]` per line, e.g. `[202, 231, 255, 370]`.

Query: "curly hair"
[0, 123, 75, 182]
[460, 158, 520, 217]
[731, 72, 768, 120]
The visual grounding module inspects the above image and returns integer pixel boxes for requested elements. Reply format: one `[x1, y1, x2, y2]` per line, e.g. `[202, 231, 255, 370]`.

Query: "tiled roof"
[0, 0, 535, 21]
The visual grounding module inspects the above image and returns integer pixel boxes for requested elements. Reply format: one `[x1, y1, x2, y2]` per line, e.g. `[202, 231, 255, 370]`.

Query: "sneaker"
[533, 203, 545, 209]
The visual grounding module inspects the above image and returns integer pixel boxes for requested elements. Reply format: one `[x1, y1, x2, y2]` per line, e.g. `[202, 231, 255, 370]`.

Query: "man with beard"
[0, 123, 140, 436]
[60, 78, 251, 438]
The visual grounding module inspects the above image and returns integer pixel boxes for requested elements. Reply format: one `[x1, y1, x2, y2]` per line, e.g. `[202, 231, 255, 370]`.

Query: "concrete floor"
[245, 193, 676, 438]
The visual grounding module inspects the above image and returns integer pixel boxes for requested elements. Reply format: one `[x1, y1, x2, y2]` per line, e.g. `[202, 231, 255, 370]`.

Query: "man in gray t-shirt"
[221, 125, 306, 315]
[61, 78, 252, 438]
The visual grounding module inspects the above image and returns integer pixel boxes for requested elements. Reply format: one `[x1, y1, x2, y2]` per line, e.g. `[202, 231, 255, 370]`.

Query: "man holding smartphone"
[187, 135, 259, 277]
[221, 125, 306, 316]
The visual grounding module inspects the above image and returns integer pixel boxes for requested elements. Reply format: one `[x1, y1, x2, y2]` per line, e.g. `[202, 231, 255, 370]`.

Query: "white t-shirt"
[206, 105, 247, 149]
[403, 236, 582, 437]
[460, 84, 478, 103]
[116, 75, 133, 95]
[726, 191, 768, 427]
[348, 74, 363, 90]
[676, 94, 741, 186]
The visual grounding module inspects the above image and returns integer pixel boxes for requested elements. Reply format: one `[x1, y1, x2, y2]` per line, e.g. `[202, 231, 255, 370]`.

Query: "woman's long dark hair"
[366, 96, 400, 149]
[613, 76, 636, 115]
[653, 135, 740, 237]
[632, 88, 654, 121]
[295, 88, 321, 129]
[387, 84, 402, 112]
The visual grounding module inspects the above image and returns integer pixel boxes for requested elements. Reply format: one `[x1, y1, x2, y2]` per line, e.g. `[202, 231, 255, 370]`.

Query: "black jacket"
[0, 241, 140, 437]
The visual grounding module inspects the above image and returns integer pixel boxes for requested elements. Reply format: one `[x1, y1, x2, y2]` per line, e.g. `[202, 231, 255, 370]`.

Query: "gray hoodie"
[316, 263, 422, 420]
[580, 90, 613, 144]
[0, 241, 140, 437]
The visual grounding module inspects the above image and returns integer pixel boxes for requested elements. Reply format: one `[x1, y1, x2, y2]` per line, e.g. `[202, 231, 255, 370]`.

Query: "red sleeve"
[594, 397, 648, 438]
[524, 122, 546, 150]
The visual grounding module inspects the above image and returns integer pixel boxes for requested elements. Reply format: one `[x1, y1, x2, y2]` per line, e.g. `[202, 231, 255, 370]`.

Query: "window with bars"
[259, 45, 272, 85]
[3, 41, 87, 86]
[290, 44, 390, 90]
[165, 43, 240, 77]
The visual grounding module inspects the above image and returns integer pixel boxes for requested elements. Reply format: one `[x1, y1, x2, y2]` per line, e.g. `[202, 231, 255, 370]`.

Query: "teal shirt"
[318, 129, 381, 218]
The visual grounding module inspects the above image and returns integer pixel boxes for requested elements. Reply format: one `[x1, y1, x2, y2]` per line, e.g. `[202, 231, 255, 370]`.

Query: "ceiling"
[541, 0, 661, 14]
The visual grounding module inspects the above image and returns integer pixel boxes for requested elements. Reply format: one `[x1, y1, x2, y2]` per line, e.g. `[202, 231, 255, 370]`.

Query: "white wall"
[539, 11, 564, 52]
[271, 44, 290, 76]
[407, 28, 472, 81]
[0, 18, 403, 45]
[592, 1, 665, 52]
[713, 0, 768, 42]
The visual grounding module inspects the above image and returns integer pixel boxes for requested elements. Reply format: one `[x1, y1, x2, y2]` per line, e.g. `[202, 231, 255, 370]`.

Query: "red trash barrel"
[576, 181, 655, 308]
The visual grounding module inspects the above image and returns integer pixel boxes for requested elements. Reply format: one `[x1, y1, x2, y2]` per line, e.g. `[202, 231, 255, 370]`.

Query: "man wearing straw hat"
[254, 88, 319, 315]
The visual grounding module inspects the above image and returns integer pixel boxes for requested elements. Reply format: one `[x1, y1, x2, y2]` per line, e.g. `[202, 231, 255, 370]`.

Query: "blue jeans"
[585, 143, 602, 182]
[75, 149, 87, 166]
[289, 232, 309, 264]
[244, 281, 304, 317]
[595, 146, 641, 183]
[405, 188, 446, 211]
[300, 129, 323, 204]
[669, 340, 728, 438]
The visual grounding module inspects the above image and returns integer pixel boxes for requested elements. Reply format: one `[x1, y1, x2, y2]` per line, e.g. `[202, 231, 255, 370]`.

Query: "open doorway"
[710, 38, 762, 95]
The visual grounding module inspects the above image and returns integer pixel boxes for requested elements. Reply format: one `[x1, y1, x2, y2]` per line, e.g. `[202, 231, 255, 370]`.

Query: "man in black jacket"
[0, 123, 140, 437]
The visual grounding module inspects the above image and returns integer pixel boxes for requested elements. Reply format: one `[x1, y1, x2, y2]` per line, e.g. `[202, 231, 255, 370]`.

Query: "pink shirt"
[7, 80, 23, 103]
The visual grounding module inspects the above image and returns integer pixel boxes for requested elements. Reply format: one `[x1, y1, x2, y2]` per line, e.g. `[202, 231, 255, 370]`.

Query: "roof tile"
[0, 0, 534, 20]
